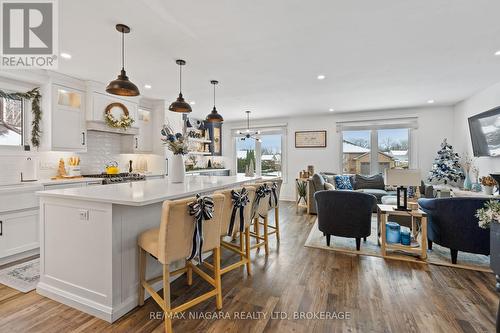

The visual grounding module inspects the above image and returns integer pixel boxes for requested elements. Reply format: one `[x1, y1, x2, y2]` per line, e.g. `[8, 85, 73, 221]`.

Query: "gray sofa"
[307, 172, 434, 214]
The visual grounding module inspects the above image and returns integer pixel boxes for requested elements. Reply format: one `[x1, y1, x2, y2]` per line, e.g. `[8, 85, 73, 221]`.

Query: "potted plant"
[161, 125, 189, 183]
[480, 176, 497, 195]
[476, 200, 500, 277]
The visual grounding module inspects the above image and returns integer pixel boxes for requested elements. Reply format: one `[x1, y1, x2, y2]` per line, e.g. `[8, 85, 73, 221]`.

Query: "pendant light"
[106, 24, 140, 97]
[237, 111, 260, 142]
[206, 80, 224, 123]
[169, 59, 192, 113]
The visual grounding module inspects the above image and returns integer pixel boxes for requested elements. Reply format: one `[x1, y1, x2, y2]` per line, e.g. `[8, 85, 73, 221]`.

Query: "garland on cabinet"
[0, 87, 42, 148]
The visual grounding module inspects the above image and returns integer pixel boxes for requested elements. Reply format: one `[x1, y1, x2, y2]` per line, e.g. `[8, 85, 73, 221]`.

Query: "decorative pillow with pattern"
[334, 175, 353, 190]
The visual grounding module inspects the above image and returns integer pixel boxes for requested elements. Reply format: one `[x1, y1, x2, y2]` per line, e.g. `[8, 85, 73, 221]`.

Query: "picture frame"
[295, 130, 327, 148]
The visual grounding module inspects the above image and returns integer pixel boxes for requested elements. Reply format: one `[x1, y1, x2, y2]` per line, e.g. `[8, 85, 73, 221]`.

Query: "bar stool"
[137, 194, 225, 333]
[260, 179, 283, 242]
[205, 186, 256, 276]
[249, 183, 272, 255]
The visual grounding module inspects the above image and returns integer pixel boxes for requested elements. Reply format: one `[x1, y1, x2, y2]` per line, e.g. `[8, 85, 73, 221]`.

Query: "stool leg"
[275, 206, 280, 242]
[186, 260, 192, 286]
[162, 264, 172, 333]
[239, 232, 245, 262]
[254, 217, 260, 252]
[264, 216, 269, 255]
[245, 226, 252, 275]
[213, 247, 223, 310]
[138, 247, 146, 306]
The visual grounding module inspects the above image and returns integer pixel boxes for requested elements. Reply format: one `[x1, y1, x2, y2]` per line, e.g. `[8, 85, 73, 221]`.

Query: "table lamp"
[384, 168, 421, 211]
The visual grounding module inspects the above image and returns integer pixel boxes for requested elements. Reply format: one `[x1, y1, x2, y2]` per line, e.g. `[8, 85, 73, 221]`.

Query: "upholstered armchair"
[314, 190, 376, 250]
[418, 197, 491, 264]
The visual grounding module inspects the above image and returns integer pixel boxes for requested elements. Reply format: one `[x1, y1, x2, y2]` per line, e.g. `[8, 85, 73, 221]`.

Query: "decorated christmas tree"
[428, 138, 464, 184]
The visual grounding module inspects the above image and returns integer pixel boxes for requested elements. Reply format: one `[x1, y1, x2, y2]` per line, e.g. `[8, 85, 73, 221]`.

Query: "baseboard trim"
[0, 248, 39, 267]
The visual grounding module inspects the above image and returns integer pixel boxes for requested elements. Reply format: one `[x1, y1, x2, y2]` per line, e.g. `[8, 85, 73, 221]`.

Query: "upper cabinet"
[134, 108, 153, 152]
[51, 85, 87, 151]
[204, 121, 222, 156]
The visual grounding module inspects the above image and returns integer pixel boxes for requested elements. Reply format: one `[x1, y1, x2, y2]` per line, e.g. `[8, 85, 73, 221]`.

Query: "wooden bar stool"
[203, 186, 256, 276]
[137, 194, 225, 333]
[249, 183, 272, 255]
[258, 179, 283, 243]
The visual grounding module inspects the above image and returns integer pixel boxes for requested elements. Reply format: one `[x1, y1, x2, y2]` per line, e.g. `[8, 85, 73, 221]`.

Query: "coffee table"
[377, 204, 428, 261]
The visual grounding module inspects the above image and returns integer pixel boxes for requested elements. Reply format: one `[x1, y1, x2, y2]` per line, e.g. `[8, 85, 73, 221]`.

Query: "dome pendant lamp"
[168, 59, 192, 113]
[206, 80, 224, 123]
[106, 24, 140, 97]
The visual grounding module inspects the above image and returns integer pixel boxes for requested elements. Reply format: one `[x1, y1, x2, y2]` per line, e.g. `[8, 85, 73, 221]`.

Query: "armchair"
[314, 190, 376, 250]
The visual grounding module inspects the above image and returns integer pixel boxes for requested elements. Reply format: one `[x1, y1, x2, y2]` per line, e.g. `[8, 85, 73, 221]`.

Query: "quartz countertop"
[186, 168, 230, 174]
[0, 177, 104, 193]
[37, 175, 261, 206]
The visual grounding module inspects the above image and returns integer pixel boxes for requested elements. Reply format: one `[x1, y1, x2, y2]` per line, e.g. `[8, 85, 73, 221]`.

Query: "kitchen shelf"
[187, 151, 212, 156]
[188, 138, 212, 143]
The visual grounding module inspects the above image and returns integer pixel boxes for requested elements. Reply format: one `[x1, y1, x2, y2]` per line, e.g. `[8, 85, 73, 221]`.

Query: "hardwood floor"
[0, 201, 497, 332]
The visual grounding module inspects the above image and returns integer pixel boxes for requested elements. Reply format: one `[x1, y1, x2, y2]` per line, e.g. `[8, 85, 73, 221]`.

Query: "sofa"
[418, 197, 491, 264]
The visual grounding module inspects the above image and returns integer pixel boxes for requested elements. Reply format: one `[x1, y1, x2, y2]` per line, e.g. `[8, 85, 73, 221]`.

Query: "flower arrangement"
[105, 112, 134, 129]
[476, 200, 500, 229]
[479, 175, 497, 187]
[161, 125, 189, 155]
[461, 153, 473, 172]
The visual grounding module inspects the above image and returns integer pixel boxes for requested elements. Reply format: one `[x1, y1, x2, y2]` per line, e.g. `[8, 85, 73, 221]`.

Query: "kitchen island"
[36, 175, 260, 322]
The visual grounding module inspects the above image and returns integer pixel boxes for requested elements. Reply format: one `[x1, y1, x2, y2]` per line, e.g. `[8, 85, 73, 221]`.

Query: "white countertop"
[37, 175, 261, 206]
[186, 168, 230, 174]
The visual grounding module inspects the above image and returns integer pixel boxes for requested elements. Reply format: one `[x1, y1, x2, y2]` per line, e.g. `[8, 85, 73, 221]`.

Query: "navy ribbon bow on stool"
[252, 183, 271, 219]
[269, 182, 278, 209]
[187, 194, 215, 263]
[227, 188, 250, 236]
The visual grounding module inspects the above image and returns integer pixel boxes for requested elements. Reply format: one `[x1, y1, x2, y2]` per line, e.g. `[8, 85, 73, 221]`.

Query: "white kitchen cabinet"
[134, 109, 153, 152]
[51, 85, 87, 152]
[0, 209, 39, 260]
[87, 91, 138, 126]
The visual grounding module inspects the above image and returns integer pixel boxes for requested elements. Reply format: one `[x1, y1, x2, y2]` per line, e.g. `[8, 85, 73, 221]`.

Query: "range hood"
[86, 121, 139, 135]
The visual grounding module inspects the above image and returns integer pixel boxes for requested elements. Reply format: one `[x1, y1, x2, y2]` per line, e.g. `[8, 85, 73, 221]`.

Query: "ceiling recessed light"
[189, 101, 196, 105]
[144, 84, 152, 89]
[60, 52, 71, 59]
[495, 50, 500, 56]
[329, 108, 334, 112]
[427, 100, 435, 104]
[317, 74, 326, 80]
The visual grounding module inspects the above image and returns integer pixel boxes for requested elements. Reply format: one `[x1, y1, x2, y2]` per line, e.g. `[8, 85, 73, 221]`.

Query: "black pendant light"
[237, 111, 260, 141]
[169, 59, 192, 113]
[106, 24, 140, 97]
[206, 80, 224, 123]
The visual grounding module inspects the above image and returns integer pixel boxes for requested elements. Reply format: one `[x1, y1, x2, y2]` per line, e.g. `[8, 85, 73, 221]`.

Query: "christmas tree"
[428, 139, 464, 184]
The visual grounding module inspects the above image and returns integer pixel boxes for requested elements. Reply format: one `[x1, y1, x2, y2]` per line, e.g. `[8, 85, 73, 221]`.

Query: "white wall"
[223, 106, 455, 201]
[453, 81, 500, 176]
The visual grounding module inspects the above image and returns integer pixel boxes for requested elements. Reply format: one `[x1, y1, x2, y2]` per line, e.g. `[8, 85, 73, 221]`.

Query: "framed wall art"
[295, 130, 327, 148]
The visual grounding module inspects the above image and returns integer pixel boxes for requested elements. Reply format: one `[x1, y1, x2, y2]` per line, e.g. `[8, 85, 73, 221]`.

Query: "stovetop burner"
[82, 173, 146, 184]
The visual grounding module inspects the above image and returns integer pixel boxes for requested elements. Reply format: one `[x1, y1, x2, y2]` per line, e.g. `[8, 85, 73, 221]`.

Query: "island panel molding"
[295, 130, 327, 148]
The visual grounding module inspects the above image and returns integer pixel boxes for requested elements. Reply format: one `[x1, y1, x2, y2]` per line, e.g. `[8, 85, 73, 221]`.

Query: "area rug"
[0, 259, 39, 292]
[305, 218, 492, 273]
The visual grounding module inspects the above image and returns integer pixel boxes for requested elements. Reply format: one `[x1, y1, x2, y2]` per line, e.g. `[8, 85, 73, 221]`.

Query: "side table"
[295, 178, 309, 213]
[377, 204, 428, 261]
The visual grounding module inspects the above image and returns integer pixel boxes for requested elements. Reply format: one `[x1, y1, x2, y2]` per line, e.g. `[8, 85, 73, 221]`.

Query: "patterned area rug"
[305, 218, 492, 273]
[0, 259, 39, 292]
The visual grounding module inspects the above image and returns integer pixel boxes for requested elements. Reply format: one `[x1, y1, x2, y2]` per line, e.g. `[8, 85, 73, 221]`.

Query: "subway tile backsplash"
[79, 131, 124, 173]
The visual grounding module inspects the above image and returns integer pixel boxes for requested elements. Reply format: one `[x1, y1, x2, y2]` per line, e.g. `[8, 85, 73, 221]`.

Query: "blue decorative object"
[400, 227, 411, 246]
[472, 182, 482, 192]
[334, 175, 353, 190]
[463, 171, 472, 190]
[386, 222, 401, 244]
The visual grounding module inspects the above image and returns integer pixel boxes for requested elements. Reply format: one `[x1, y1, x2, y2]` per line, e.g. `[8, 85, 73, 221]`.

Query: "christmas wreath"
[104, 102, 134, 129]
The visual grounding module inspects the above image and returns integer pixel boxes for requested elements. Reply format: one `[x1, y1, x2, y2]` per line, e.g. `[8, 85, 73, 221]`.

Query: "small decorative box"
[400, 227, 411, 246]
[386, 222, 401, 244]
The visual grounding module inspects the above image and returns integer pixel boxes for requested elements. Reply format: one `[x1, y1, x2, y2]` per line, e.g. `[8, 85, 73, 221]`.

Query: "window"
[340, 125, 411, 175]
[234, 127, 286, 179]
[0, 97, 24, 146]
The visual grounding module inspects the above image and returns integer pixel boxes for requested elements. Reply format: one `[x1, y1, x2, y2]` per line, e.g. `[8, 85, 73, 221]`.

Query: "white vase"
[484, 185, 494, 196]
[170, 154, 185, 183]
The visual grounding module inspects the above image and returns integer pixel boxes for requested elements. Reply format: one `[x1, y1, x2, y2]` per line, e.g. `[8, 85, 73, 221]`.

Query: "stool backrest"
[158, 194, 225, 264]
[215, 186, 256, 237]
[257, 178, 283, 210]
[253, 183, 271, 218]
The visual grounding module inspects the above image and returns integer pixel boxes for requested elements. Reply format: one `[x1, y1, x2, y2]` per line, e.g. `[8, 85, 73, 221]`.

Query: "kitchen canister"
[386, 222, 401, 244]
[400, 227, 411, 246]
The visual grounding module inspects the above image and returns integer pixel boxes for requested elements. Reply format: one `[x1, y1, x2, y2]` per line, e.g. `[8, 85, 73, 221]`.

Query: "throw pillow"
[311, 173, 325, 191]
[324, 182, 335, 190]
[353, 174, 385, 190]
[334, 175, 353, 190]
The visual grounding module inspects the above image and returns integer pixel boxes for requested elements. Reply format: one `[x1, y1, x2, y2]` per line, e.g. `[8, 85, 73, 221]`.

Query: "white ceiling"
[58, 0, 500, 121]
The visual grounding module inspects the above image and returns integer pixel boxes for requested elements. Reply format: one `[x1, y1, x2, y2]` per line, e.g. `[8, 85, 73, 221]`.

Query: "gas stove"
[83, 173, 146, 185]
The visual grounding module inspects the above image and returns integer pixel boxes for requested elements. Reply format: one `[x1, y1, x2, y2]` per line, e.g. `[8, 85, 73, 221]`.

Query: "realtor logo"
[1, 0, 58, 68]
